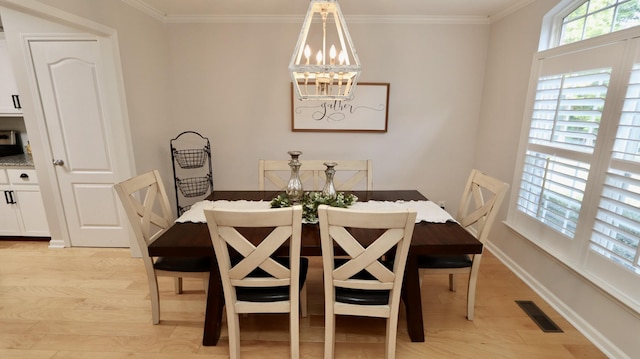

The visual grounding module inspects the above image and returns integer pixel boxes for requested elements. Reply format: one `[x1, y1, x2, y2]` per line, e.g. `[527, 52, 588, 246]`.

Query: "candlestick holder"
[286, 151, 304, 203]
[322, 162, 337, 199]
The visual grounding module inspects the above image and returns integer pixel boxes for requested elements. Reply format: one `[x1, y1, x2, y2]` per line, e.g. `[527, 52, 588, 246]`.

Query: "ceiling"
[131, 0, 532, 20]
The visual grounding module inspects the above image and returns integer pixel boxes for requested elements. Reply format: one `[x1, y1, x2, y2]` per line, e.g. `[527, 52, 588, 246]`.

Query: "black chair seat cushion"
[235, 257, 309, 303]
[417, 254, 473, 269]
[154, 256, 211, 272]
[333, 258, 392, 306]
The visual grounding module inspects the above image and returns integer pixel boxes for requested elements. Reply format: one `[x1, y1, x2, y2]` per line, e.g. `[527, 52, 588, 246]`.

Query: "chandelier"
[289, 0, 361, 101]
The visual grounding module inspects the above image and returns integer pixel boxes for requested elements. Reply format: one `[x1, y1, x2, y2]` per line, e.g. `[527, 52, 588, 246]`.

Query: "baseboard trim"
[47, 239, 66, 249]
[486, 242, 630, 359]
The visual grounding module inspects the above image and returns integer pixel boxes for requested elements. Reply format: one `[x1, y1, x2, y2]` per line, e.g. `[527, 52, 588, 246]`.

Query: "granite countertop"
[0, 154, 35, 168]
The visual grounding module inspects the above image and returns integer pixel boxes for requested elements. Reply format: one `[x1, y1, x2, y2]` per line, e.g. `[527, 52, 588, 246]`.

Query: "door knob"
[52, 159, 65, 166]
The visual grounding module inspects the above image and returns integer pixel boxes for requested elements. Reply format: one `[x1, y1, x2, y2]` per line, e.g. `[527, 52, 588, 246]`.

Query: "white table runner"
[176, 199, 455, 224]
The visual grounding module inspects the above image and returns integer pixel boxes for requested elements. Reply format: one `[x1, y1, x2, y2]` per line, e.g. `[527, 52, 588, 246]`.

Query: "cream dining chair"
[318, 205, 417, 359]
[418, 169, 509, 320]
[204, 205, 307, 359]
[259, 159, 373, 191]
[114, 170, 210, 324]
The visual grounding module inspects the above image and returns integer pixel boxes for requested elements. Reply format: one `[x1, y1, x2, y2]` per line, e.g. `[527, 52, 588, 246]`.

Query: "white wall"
[165, 21, 489, 212]
[476, 0, 640, 357]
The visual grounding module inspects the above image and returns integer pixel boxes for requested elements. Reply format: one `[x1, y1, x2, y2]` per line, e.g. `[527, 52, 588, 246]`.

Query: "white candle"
[330, 45, 336, 65]
[304, 45, 311, 65]
[339, 50, 346, 65]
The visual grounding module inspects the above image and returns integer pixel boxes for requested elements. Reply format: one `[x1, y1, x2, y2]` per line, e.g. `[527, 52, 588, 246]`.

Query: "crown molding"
[163, 14, 491, 25]
[121, 0, 165, 22]
[489, 0, 535, 23]
[122, 0, 492, 25]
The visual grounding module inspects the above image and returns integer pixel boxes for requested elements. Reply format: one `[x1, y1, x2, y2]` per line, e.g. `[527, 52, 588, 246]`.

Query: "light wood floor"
[0, 240, 606, 359]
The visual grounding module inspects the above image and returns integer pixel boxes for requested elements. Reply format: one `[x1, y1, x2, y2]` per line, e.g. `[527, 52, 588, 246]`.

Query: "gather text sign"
[291, 82, 389, 132]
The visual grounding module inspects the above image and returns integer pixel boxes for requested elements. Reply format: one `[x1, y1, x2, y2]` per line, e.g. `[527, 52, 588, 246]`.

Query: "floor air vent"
[515, 300, 563, 333]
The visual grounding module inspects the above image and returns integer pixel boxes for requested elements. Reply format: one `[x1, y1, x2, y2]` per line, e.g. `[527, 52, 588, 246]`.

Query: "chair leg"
[290, 303, 300, 358]
[174, 277, 183, 294]
[385, 316, 399, 359]
[300, 282, 308, 318]
[227, 311, 241, 359]
[149, 276, 161, 325]
[448, 273, 456, 292]
[202, 277, 209, 295]
[466, 256, 482, 320]
[324, 312, 335, 359]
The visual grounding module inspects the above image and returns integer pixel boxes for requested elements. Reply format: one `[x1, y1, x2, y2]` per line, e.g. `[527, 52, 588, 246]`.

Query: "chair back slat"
[331, 227, 402, 284]
[114, 170, 173, 253]
[205, 206, 303, 291]
[319, 205, 416, 292]
[456, 169, 510, 244]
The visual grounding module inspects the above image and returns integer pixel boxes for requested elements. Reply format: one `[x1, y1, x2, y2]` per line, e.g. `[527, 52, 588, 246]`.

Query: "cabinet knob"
[19, 173, 29, 178]
[52, 159, 65, 166]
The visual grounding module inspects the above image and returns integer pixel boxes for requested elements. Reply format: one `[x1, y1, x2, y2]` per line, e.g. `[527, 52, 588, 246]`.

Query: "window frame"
[539, 0, 640, 51]
[507, 26, 640, 314]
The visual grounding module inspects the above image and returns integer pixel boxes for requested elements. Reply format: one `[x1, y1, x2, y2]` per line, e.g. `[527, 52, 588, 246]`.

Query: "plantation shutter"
[587, 61, 640, 297]
[509, 38, 640, 308]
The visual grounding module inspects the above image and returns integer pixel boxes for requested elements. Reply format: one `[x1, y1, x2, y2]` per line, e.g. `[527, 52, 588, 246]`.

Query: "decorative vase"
[286, 151, 304, 203]
[322, 162, 337, 199]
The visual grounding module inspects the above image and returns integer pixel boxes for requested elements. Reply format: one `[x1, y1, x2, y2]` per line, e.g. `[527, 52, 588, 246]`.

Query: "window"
[509, 1, 640, 311]
[560, 0, 640, 46]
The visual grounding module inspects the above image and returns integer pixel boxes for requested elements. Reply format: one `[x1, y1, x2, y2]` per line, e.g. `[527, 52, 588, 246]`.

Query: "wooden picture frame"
[291, 82, 389, 132]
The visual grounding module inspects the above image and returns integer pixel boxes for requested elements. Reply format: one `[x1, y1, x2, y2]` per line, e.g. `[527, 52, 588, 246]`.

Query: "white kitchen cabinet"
[0, 33, 22, 116]
[0, 168, 49, 237]
[0, 168, 20, 235]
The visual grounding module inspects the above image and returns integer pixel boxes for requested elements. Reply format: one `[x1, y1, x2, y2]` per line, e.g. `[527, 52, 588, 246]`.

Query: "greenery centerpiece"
[270, 191, 358, 223]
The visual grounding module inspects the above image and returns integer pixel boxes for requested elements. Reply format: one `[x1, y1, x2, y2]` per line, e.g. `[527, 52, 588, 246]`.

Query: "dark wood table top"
[149, 190, 482, 257]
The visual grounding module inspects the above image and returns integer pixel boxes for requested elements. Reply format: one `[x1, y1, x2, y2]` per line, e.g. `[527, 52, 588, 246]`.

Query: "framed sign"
[291, 82, 389, 132]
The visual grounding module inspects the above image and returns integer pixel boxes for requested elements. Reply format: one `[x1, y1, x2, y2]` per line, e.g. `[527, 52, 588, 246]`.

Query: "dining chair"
[114, 170, 210, 325]
[259, 159, 373, 191]
[318, 204, 417, 359]
[204, 205, 307, 359]
[418, 169, 509, 320]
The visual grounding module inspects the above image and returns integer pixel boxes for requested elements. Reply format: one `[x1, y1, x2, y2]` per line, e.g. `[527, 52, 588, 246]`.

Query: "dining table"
[148, 190, 483, 346]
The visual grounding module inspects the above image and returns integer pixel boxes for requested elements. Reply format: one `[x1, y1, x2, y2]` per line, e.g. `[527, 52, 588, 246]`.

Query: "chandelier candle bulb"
[330, 45, 336, 65]
[304, 45, 311, 64]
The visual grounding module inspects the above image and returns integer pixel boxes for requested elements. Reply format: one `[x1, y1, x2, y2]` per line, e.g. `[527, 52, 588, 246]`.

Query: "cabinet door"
[13, 186, 50, 236]
[0, 34, 22, 115]
[0, 187, 21, 235]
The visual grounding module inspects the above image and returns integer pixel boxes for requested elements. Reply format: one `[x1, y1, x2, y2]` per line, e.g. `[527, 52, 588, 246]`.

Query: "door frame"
[0, 1, 137, 252]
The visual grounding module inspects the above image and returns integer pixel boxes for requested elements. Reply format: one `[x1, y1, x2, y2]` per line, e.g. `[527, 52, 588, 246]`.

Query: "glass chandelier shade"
[289, 0, 361, 101]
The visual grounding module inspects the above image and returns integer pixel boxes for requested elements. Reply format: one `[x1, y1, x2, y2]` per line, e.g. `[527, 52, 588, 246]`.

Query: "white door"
[29, 40, 131, 247]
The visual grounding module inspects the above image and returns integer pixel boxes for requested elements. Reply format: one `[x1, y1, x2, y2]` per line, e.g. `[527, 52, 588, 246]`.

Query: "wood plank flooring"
[0, 240, 606, 358]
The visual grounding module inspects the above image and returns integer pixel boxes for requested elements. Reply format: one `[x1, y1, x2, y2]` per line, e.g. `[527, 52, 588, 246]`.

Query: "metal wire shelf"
[177, 175, 211, 197]
[170, 131, 213, 215]
[173, 148, 208, 169]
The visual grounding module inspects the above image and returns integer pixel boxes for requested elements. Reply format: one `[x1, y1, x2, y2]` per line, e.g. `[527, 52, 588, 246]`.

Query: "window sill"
[503, 220, 640, 318]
